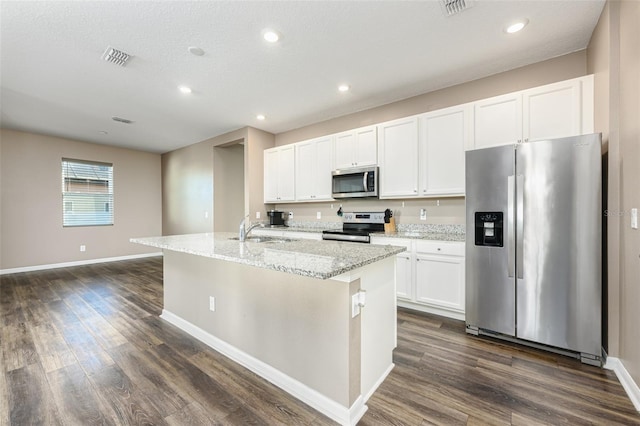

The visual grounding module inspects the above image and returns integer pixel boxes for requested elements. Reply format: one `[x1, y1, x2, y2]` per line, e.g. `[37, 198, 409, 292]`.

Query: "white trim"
[0, 252, 163, 275]
[604, 357, 640, 412]
[160, 309, 365, 426]
[363, 363, 394, 402]
[397, 300, 465, 321]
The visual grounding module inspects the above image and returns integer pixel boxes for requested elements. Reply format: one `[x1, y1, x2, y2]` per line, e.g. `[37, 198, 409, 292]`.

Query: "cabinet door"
[295, 141, 315, 201]
[264, 148, 279, 203]
[314, 136, 334, 200]
[334, 131, 357, 169]
[277, 146, 295, 202]
[473, 93, 522, 149]
[396, 253, 413, 300]
[419, 105, 468, 196]
[523, 79, 581, 142]
[378, 117, 419, 198]
[415, 254, 465, 312]
[355, 126, 378, 166]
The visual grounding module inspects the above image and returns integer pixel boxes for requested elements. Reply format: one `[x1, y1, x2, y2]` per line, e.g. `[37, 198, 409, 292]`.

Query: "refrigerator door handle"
[516, 174, 524, 279]
[507, 175, 515, 277]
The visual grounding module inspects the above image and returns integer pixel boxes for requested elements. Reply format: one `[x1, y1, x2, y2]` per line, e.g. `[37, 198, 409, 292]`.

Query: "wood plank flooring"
[1, 257, 638, 425]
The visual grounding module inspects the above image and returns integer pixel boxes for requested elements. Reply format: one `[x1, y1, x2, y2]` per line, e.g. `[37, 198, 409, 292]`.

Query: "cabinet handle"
[414, 189, 417, 193]
[437, 248, 441, 251]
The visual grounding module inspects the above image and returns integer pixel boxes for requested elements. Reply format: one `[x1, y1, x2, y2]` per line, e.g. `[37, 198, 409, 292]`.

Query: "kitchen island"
[130, 232, 405, 426]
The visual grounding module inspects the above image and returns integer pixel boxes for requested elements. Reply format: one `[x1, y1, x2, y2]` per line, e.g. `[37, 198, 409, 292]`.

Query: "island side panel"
[360, 256, 397, 399]
[162, 250, 356, 407]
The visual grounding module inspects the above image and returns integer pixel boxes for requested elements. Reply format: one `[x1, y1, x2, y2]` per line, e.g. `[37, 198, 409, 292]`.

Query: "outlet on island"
[80, 245, 86, 252]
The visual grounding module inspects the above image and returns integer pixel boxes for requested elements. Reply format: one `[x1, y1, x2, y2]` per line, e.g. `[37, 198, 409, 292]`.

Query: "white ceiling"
[0, 0, 605, 154]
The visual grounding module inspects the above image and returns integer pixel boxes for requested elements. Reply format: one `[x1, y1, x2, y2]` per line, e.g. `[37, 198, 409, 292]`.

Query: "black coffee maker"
[267, 210, 286, 227]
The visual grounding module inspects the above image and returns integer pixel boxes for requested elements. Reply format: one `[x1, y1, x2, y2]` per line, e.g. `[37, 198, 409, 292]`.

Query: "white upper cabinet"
[377, 116, 419, 198]
[473, 92, 522, 149]
[419, 105, 470, 196]
[471, 75, 594, 150]
[334, 125, 377, 169]
[295, 136, 333, 201]
[264, 145, 295, 203]
[523, 76, 593, 142]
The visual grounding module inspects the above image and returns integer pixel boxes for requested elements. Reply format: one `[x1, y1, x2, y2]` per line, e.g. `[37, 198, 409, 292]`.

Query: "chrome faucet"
[239, 215, 264, 242]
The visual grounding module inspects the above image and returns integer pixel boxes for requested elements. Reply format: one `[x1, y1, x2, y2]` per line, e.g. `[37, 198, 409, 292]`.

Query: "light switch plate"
[420, 208, 427, 220]
[209, 296, 215, 312]
[631, 208, 638, 229]
[288, 211, 293, 220]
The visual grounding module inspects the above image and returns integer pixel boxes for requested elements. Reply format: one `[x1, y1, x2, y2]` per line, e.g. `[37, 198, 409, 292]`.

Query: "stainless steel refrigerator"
[465, 134, 602, 366]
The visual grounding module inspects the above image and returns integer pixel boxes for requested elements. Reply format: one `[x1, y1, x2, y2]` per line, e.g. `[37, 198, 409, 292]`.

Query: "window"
[62, 158, 114, 227]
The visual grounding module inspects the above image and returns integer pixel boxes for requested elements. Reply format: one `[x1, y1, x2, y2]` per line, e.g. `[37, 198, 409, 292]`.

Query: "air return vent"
[102, 46, 131, 66]
[440, 0, 475, 16]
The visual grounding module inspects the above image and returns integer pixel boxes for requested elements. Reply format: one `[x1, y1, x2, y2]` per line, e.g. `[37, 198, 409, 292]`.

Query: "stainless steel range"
[321, 212, 385, 243]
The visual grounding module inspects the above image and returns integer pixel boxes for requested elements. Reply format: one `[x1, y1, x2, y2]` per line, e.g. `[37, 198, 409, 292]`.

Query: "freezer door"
[465, 145, 516, 336]
[516, 134, 601, 356]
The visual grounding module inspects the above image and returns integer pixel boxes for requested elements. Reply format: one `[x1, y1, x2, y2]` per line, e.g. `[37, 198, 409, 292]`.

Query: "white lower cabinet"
[371, 236, 465, 320]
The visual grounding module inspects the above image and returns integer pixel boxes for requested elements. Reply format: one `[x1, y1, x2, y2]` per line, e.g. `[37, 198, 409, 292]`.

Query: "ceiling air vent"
[111, 116, 134, 124]
[102, 46, 131, 66]
[440, 0, 475, 17]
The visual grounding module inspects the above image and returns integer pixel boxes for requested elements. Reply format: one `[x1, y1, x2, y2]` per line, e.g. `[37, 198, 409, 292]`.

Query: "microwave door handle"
[362, 171, 368, 191]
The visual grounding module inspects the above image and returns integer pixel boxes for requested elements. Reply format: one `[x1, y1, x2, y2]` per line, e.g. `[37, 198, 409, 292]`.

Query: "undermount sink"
[228, 236, 291, 244]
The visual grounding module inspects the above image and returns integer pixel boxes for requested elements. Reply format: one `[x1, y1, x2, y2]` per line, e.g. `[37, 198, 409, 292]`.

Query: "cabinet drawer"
[415, 241, 463, 256]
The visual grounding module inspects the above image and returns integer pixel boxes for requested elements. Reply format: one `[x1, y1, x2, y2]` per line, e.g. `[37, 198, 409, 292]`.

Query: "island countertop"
[131, 232, 406, 280]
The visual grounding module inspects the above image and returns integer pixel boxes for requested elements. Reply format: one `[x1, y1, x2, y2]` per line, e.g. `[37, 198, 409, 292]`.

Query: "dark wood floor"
[1, 257, 639, 425]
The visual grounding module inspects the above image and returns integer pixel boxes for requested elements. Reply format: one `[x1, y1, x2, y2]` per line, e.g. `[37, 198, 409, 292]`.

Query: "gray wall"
[162, 127, 275, 236]
[0, 129, 162, 270]
[588, 0, 640, 386]
[213, 144, 245, 232]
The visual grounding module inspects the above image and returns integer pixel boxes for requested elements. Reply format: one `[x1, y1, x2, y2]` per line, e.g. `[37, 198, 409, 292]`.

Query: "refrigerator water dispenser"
[474, 212, 503, 247]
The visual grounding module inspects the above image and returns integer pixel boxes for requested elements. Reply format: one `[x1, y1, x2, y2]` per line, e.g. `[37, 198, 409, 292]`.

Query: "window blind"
[62, 158, 114, 227]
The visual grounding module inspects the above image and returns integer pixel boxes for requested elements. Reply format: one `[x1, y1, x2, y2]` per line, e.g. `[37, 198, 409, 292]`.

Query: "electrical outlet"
[256, 211, 261, 219]
[80, 245, 86, 252]
[209, 296, 215, 312]
[420, 208, 427, 220]
[316, 211, 322, 219]
[632, 208, 638, 229]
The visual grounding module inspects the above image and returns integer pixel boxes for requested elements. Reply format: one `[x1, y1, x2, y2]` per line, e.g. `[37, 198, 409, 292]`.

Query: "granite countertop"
[259, 224, 466, 242]
[130, 232, 406, 280]
[370, 231, 466, 243]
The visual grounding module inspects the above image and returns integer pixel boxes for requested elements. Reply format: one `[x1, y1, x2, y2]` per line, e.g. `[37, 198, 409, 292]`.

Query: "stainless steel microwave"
[331, 166, 378, 199]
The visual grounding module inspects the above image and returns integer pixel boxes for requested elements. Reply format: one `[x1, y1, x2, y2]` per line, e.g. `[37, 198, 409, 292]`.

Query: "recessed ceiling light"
[505, 19, 528, 34]
[263, 30, 280, 43]
[338, 84, 350, 93]
[188, 46, 205, 56]
[257, 114, 266, 121]
[179, 86, 192, 94]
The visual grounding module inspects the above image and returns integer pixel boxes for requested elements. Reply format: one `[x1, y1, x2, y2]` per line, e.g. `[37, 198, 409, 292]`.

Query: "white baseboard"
[160, 309, 369, 426]
[605, 357, 640, 411]
[0, 252, 163, 275]
[363, 363, 394, 403]
[397, 300, 465, 321]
